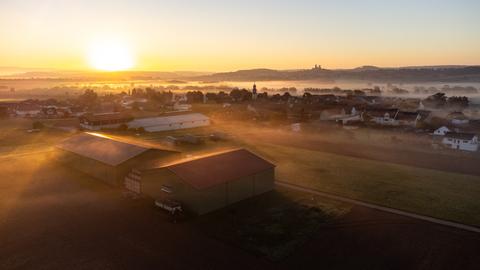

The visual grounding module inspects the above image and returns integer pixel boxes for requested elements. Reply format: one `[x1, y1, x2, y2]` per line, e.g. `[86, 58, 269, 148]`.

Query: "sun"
[87, 39, 135, 71]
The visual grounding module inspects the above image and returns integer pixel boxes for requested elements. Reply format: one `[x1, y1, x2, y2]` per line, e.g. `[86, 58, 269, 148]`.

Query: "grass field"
[110, 122, 480, 227]
[250, 143, 480, 227]
[0, 118, 68, 149]
[196, 188, 350, 261]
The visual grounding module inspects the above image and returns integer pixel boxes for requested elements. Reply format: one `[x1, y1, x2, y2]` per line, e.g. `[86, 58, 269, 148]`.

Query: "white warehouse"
[128, 113, 210, 132]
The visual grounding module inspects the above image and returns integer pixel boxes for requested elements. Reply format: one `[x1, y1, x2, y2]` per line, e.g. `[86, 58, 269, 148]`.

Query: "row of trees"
[423, 93, 469, 109]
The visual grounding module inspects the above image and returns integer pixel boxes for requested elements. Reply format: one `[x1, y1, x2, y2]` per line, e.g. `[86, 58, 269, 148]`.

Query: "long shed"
[127, 113, 210, 132]
[56, 133, 179, 186]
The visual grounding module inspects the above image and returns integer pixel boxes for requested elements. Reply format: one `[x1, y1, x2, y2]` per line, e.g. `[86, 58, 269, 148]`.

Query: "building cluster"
[258, 92, 480, 152]
[56, 133, 275, 215]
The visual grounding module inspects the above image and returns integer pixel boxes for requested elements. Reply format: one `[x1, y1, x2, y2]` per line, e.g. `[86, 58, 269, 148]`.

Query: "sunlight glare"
[87, 39, 135, 71]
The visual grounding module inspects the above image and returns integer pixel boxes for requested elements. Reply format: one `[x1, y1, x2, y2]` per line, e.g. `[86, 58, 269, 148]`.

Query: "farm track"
[277, 181, 480, 233]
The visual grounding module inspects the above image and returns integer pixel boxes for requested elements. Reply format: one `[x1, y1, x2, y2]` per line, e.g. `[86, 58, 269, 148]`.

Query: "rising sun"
[87, 39, 135, 71]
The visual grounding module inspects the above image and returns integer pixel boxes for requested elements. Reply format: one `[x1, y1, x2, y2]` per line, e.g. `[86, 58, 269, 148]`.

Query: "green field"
[250, 143, 480, 227]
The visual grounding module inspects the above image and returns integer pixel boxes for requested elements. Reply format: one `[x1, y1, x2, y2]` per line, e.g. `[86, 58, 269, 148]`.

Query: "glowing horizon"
[1, 0, 479, 72]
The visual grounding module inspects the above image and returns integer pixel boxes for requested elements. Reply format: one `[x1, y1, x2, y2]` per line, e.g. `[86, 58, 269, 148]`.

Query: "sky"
[0, 0, 479, 71]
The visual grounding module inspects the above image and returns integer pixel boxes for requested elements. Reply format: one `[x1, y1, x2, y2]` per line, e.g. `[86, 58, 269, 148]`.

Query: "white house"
[441, 132, 478, 152]
[448, 112, 469, 126]
[363, 109, 420, 127]
[433, 126, 451, 136]
[121, 97, 148, 109]
[15, 104, 42, 117]
[363, 108, 398, 125]
[128, 113, 210, 132]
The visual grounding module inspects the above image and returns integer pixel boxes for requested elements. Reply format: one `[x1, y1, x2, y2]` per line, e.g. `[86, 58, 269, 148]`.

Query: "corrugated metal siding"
[140, 167, 275, 215]
[128, 113, 210, 132]
[56, 149, 117, 186]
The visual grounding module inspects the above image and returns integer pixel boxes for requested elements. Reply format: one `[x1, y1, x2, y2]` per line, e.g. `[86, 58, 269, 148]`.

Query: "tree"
[186, 91, 204, 103]
[78, 89, 98, 107]
[447, 96, 469, 109]
[205, 92, 218, 103]
[281, 92, 291, 101]
[423, 92, 447, 108]
[229, 88, 243, 102]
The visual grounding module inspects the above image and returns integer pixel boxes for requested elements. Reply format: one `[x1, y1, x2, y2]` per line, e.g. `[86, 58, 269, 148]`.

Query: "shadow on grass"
[194, 188, 349, 261]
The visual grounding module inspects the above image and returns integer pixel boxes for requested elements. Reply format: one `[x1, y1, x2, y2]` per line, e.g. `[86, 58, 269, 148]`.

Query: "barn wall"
[139, 167, 275, 215]
[226, 175, 254, 205]
[253, 168, 275, 195]
[190, 185, 227, 215]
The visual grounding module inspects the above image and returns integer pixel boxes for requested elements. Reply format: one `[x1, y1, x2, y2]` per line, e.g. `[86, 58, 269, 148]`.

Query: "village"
[1, 84, 479, 153]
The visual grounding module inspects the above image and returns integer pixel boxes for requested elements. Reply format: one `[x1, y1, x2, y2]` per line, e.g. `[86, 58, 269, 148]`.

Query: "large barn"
[125, 149, 275, 215]
[56, 133, 179, 186]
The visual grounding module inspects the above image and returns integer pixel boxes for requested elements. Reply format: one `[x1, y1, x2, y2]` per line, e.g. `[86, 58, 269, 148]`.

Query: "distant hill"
[0, 69, 212, 81]
[190, 65, 480, 83]
[2, 66, 480, 83]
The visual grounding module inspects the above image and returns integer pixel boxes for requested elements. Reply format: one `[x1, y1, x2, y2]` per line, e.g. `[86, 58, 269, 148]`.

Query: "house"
[124, 149, 275, 215]
[121, 97, 148, 109]
[79, 113, 133, 130]
[362, 108, 398, 125]
[128, 113, 210, 132]
[56, 133, 179, 186]
[433, 126, 451, 136]
[395, 111, 420, 127]
[15, 104, 42, 117]
[362, 108, 421, 127]
[447, 112, 469, 125]
[441, 132, 478, 152]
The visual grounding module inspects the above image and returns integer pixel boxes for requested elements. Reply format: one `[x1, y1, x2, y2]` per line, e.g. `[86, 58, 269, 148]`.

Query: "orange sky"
[1, 0, 479, 72]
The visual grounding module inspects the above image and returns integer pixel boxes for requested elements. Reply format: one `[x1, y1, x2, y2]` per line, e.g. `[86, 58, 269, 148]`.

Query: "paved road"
[276, 180, 480, 234]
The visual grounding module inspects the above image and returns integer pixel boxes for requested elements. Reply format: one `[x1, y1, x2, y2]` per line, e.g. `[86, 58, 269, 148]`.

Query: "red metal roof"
[165, 149, 275, 190]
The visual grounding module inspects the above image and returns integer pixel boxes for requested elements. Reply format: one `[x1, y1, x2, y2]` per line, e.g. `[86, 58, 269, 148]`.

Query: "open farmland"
[1, 153, 480, 269]
[251, 143, 480, 227]
[109, 122, 480, 227]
